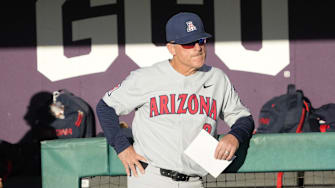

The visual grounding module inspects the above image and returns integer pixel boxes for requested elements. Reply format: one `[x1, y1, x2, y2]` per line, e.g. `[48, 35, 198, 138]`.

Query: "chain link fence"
[81, 171, 335, 188]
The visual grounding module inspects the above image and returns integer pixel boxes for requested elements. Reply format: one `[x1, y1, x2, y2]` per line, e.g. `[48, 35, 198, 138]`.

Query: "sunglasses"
[179, 38, 207, 49]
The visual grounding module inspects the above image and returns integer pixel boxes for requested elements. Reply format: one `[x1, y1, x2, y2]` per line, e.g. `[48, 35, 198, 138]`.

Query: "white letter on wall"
[36, 0, 118, 81]
[214, 0, 289, 76]
[124, 0, 171, 67]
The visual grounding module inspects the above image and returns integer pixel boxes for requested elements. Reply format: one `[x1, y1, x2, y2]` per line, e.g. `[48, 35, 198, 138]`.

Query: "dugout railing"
[41, 133, 335, 188]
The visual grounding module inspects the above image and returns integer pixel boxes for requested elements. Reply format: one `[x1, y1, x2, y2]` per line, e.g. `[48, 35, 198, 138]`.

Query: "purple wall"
[1, 0, 335, 143]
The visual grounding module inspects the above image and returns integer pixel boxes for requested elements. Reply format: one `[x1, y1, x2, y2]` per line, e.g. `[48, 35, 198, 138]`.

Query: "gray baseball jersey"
[102, 60, 250, 176]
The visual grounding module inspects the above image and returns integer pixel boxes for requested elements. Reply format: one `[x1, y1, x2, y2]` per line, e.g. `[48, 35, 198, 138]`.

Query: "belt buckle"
[171, 171, 188, 181]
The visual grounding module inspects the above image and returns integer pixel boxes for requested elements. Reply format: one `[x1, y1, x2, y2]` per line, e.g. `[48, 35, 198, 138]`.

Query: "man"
[96, 12, 254, 188]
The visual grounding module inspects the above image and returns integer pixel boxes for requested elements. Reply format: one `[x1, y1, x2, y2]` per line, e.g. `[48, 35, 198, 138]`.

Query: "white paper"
[184, 130, 235, 178]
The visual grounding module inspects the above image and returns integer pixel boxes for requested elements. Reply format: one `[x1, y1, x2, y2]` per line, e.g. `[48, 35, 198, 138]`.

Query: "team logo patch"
[186, 21, 197, 32]
[107, 83, 121, 96]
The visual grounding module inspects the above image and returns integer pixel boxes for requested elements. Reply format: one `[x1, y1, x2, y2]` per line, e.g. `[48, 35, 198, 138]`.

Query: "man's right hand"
[118, 145, 147, 177]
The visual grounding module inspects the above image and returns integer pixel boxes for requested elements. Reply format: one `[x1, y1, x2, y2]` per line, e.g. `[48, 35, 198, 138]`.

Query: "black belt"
[139, 161, 200, 182]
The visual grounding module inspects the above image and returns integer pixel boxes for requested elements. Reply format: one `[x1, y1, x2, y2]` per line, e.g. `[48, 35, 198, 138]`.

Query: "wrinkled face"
[167, 39, 207, 71]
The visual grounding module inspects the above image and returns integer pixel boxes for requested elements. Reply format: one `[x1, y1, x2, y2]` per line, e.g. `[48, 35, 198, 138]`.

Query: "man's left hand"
[214, 134, 239, 161]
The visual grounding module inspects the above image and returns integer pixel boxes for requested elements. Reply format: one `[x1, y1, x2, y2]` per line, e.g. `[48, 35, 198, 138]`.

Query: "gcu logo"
[36, 0, 289, 81]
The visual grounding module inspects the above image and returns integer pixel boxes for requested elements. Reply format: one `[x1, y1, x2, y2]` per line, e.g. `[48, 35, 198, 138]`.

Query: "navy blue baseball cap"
[166, 12, 212, 44]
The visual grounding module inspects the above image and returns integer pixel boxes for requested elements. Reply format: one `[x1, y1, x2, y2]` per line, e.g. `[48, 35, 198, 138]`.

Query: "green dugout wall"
[41, 133, 335, 188]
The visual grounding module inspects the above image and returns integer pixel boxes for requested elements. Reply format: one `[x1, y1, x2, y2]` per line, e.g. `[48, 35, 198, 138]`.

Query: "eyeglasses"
[179, 38, 207, 49]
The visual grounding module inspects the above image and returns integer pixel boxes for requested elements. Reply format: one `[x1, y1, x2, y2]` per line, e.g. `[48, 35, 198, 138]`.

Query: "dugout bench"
[41, 133, 335, 188]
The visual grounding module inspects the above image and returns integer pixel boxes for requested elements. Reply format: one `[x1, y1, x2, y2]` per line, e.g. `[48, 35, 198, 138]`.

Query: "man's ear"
[166, 43, 176, 56]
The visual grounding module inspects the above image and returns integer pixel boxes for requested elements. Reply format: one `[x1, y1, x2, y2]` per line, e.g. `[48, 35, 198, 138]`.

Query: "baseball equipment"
[50, 90, 96, 139]
[257, 84, 318, 133]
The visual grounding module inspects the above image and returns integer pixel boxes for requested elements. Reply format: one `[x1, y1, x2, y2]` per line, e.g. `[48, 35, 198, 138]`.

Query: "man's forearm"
[228, 115, 255, 144]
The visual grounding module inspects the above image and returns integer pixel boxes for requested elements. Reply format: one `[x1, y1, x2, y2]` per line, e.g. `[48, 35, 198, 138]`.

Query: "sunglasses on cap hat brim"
[172, 38, 207, 49]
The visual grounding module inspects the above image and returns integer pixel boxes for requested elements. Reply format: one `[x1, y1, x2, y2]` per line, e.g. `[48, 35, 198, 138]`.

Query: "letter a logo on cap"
[186, 21, 197, 32]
